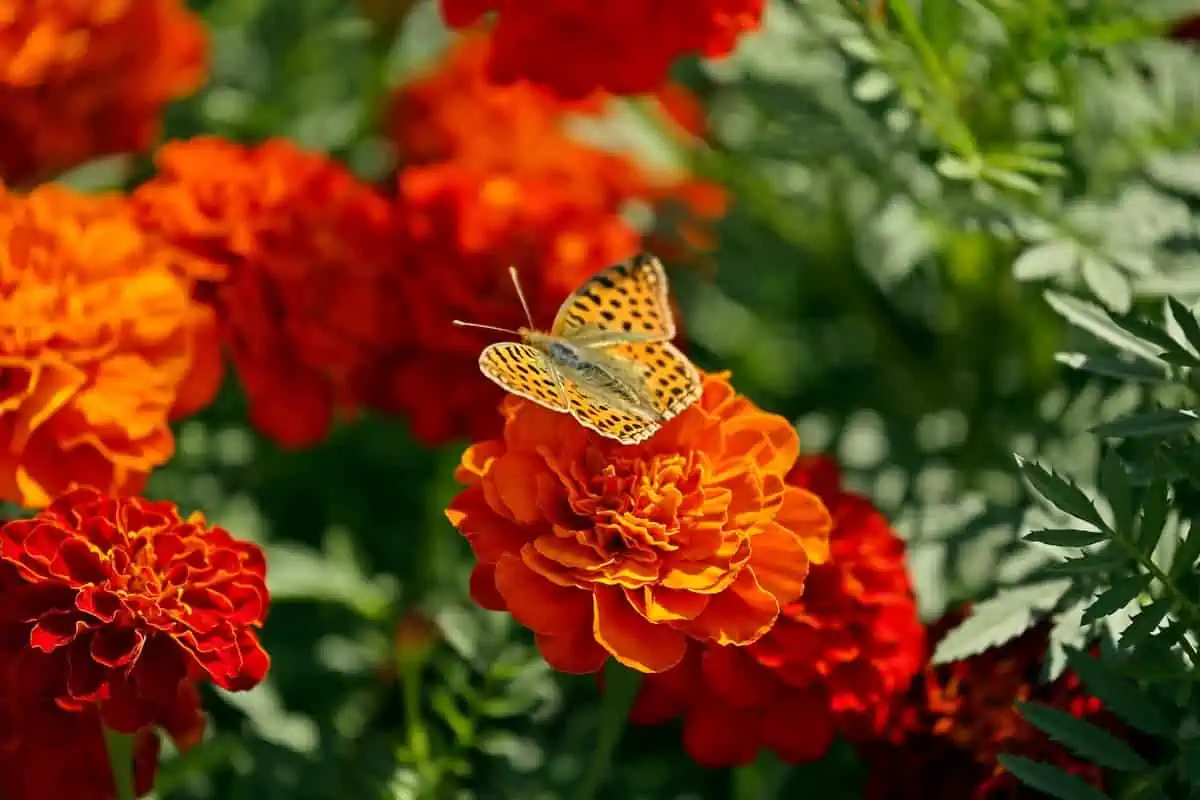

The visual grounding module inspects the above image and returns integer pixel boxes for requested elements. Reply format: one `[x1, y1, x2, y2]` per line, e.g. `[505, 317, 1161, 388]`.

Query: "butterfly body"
[458, 253, 702, 445]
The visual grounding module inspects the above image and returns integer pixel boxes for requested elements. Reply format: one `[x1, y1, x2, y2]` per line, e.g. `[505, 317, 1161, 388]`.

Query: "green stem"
[402, 658, 438, 794]
[1107, 525, 1200, 663]
[573, 661, 642, 800]
[103, 727, 137, 800]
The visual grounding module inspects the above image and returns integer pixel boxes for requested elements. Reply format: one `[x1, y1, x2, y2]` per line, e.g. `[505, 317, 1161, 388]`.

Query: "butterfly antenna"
[508, 265, 536, 328]
[451, 320, 521, 335]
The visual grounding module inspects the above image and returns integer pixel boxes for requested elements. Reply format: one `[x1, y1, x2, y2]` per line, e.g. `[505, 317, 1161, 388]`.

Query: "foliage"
[8, 0, 1200, 797]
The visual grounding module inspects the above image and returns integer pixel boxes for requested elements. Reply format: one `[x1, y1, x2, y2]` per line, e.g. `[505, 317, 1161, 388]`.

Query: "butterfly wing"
[478, 342, 568, 412]
[561, 378, 661, 445]
[601, 340, 701, 420]
[551, 252, 675, 344]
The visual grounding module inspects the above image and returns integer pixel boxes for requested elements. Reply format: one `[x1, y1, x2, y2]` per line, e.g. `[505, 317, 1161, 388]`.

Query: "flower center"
[583, 452, 704, 557]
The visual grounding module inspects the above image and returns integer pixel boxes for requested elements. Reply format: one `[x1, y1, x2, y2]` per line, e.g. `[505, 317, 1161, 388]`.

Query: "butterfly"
[453, 252, 702, 445]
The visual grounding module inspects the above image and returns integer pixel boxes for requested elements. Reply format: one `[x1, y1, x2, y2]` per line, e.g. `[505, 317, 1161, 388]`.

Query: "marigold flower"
[629, 455, 925, 766]
[0, 486, 269, 733]
[445, 372, 832, 674]
[132, 137, 403, 447]
[859, 611, 1120, 798]
[438, 1, 764, 98]
[0, 183, 222, 507]
[0, 0, 206, 186]
[381, 34, 726, 444]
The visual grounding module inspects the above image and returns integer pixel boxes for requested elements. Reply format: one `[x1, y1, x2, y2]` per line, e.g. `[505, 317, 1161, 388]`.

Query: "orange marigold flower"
[381, 34, 726, 444]
[132, 136, 403, 448]
[0, 0, 206, 186]
[859, 611, 1122, 799]
[0, 183, 222, 507]
[438, 2, 764, 98]
[629, 455, 925, 766]
[0, 487, 269, 733]
[445, 372, 833, 674]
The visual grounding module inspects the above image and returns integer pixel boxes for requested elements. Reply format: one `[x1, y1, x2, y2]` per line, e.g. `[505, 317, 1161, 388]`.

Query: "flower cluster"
[133, 137, 403, 448]
[0, 183, 222, 507]
[447, 372, 833, 673]
[383, 34, 725, 444]
[438, 0, 764, 98]
[629, 455, 925, 766]
[859, 613, 1117, 798]
[0, 0, 207, 185]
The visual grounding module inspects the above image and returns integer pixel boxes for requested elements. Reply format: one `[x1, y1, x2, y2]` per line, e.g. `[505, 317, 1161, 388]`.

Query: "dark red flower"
[437, 2, 764, 98]
[0, 486, 269, 733]
[859, 611, 1117, 799]
[629, 455, 924, 766]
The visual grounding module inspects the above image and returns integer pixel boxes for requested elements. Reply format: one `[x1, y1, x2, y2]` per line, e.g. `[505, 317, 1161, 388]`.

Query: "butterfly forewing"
[550, 252, 676, 343]
[560, 378, 661, 445]
[601, 340, 702, 420]
[478, 342, 568, 412]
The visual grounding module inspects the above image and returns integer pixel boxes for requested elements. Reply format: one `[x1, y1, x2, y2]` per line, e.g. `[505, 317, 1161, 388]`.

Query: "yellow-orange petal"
[593, 586, 687, 673]
[494, 552, 591, 635]
[643, 586, 709, 623]
[747, 522, 812, 606]
[779, 486, 833, 565]
[455, 441, 503, 483]
[687, 570, 780, 646]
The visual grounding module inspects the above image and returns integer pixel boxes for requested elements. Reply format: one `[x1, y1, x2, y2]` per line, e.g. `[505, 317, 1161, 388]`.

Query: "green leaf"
[1016, 702, 1150, 772]
[1044, 291, 1165, 363]
[1023, 528, 1107, 548]
[1111, 314, 1200, 366]
[1091, 409, 1200, 439]
[1119, 598, 1173, 650]
[1054, 352, 1167, 383]
[1015, 456, 1109, 530]
[1169, 527, 1200, 579]
[1064, 649, 1175, 737]
[1166, 297, 1200, 358]
[1082, 255, 1132, 313]
[1081, 573, 1153, 625]
[998, 755, 1111, 800]
[1136, 483, 1170, 555]
[1099, 450, 1133, 534]
[931, 581, 1071, 664]
[1045, 549, 1128, 576]
[1014, 240, 1078, 281]
[1147, 151, 1200, 198]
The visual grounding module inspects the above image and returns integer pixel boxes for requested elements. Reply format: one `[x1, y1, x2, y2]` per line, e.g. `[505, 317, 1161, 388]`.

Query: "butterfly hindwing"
[478, 342, 567, 412]
[601, 340, 702, 420]
[561, 378, 661, 445]
[551, 252, 675, 343]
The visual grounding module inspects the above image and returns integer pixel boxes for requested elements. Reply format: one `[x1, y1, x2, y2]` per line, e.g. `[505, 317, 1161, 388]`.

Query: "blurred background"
[29, 0, 1200, 796]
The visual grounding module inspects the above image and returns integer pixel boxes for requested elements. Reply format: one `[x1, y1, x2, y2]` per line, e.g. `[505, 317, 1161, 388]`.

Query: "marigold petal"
[700, 644, 776, 708]
[747, 522, 812, 606]
[778, 486, 833, 565]
[760, 688, 836, 763]
[489, 452, 547, 524]
[494, 552, 591, 634]
[682, 702, 760, 768]
[534, 628, 608, 675]
[643, 586, 709, 623]
[593, 586, 687, 673]
[687, 569, 779, 646]
[468, 564, 507, 611]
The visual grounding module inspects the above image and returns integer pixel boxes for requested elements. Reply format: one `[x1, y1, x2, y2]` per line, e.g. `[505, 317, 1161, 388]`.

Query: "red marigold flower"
[629, 455, 925, 766]
[381, 34, 726, 444]
[132, 136, 403, 448]
[445, 372, 833, 674]
[0, 486, 269, 733]
[0, 0, 206, 186]
[858, 610, 1121, 799]
[0, 183, 223, 507]
[438, 2, 764, 98]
